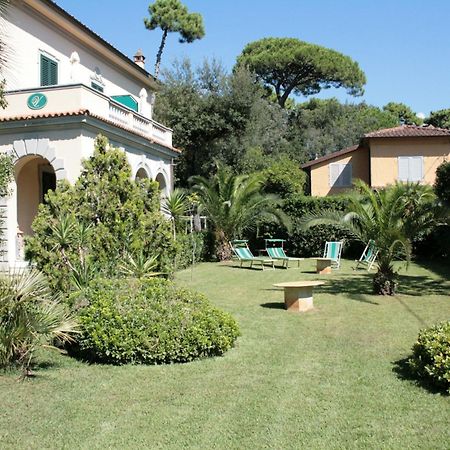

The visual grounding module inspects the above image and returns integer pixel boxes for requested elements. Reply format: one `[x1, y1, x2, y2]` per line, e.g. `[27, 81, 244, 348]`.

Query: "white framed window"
[329, 163, 352, 187]
[398, 156, 423, 182]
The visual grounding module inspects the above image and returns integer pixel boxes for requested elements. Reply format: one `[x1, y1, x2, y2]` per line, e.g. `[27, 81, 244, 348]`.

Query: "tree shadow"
[397, 274, 450, 297]
[392, 357, 449, 396]
[414, 259, 450, 280]
[316, 275, 380, 305]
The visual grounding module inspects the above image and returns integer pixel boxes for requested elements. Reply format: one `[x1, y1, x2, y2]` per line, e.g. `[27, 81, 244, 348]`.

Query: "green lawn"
[1, 259, 449, 449]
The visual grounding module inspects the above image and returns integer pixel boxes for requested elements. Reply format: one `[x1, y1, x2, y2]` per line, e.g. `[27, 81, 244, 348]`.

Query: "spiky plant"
[161, 188, 188, 238]
[190, 163, 290, 260]
[0, 270, 78, 374]
[118, 251, 164, 279]
[300, 180, 438, 295]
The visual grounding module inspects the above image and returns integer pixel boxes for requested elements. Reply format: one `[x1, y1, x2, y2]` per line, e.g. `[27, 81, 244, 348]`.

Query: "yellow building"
[301, 125, 450, 196]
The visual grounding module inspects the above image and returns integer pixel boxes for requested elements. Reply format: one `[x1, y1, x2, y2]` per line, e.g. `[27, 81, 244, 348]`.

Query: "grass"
[1, 259, 449, 449]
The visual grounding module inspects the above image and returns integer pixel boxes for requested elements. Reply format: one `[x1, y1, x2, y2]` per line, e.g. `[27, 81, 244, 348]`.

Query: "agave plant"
[300, 180, 438, 295]
[0, 270, 78, 374]
[190, 162, 290, 260]
[118, 251, 164, 279]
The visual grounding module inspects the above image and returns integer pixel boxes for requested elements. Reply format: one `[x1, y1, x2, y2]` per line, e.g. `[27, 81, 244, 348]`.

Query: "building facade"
[302, 125, 450, 196]
[0, 0, 179, 268]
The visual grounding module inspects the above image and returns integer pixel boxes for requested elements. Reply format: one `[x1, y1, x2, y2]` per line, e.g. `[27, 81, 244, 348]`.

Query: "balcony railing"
[0, 84, 173, 148]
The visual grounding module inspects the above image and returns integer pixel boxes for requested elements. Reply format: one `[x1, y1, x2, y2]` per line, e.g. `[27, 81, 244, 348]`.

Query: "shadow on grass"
[414, 258, 450, 280]
[392, 357, 449, 396]
[315, 275, 381, 305]
[260, 302, 285, 309]
[397, 274, 450, 297]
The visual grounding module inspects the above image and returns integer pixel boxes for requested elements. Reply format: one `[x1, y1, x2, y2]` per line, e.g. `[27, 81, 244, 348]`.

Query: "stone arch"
[135, 167, 149, 180]
[13, 138, 67, 180]
[13, 138, 67, 240]
[155, 171, 168, 196]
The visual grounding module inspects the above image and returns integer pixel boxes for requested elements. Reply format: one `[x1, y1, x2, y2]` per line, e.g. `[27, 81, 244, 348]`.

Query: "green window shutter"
[111, 95, 138, 112]
[40, 54, 58, 86]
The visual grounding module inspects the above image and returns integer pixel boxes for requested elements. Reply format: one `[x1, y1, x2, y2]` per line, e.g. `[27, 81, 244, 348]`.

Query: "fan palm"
[190, 163, 290, 260]
[300, 180, 438, 295]
[0, 270, 78, 374]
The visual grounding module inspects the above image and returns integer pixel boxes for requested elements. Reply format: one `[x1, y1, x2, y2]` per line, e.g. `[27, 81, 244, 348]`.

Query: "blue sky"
[56, 0, 450, 116]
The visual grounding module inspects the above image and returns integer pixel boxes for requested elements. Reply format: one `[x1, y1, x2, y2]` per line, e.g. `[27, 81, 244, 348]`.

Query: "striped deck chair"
[229, 240, 274, 270]
[265, 239, 304, 268]
[355, 240, 378, 271]
[323, 241, 343, 269]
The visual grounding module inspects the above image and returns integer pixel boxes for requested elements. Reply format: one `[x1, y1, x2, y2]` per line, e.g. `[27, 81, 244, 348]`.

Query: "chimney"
[134, 49, 145, 69]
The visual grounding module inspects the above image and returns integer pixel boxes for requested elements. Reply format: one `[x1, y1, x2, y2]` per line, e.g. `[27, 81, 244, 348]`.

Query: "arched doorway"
[15, 155, 56, 236]
[155, 172, 168, 196]
[135, 167, 149, 180]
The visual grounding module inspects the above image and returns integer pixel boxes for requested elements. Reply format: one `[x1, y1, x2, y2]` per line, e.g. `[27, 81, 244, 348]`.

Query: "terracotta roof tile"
[0, 109, 180, 153]
[364, 125, 450, 138]
[301, 144, 362, 169]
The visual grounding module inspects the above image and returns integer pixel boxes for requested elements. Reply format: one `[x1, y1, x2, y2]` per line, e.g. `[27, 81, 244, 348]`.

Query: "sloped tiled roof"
[301, 144, 362, 169]
[0, 109, 180, 153]
[364, 125, 450, 138]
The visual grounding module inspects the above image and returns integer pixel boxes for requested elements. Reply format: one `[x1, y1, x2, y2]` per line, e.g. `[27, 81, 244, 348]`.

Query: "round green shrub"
[74, 278, 240, 365]
[408, 321, 450, 393]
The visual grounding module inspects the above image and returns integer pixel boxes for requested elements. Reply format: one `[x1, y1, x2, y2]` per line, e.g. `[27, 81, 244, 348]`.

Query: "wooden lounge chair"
[229, 240, 275, 270]
[265, 239, 304, 268]
[355, 240, 378, 271]
[323, 241, 343, 269]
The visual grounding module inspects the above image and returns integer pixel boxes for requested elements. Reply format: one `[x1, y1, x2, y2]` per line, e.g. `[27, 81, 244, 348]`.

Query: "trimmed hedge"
[408, 321, 450, 393]
[74, 278, 240, 365]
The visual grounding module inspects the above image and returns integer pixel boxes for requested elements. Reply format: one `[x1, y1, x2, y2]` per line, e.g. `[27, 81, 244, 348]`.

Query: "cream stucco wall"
[310, 147, 370, 196]
[3, 2, 153, 118]
[369, 137, 450, 188]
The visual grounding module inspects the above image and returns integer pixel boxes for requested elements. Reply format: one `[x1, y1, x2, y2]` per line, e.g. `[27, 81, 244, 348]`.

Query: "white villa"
[0, 0, 179, 268]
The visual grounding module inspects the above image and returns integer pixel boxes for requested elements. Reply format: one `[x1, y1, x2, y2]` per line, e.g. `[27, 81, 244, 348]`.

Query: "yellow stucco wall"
[369, 137, 450, 188]
[310, 147, 370, 196]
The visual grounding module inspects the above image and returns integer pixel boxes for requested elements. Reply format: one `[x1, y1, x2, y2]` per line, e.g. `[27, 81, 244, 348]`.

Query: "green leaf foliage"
[26, 135, 177, 292]
[73, 277, 240, 365]
[236, 37, 366, 108]
[289, 98, 399, 161]
[154, 59, 292, 182]
[190, 162, 290, 260]
[299, 181, 439, 295]
[434, 161, 450, 206]
[383, 102, 422, 125]
[425, 108, 450, 129]
[0, 270, 78, 372]
[408, 321, 450, 393]
[145, 0, 204, 78]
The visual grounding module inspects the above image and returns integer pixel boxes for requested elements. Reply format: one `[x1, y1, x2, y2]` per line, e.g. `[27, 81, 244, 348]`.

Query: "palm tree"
[0, 270, 78, 375]
[301, 180, 438, 295]
[190, 163, 290, 260]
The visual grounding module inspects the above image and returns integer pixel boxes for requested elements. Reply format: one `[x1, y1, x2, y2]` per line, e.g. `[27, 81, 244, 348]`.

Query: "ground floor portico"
[0, 111, 179, 269]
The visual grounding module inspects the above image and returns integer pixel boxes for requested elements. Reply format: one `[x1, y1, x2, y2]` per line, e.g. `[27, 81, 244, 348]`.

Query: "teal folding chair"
[355, 240, 378, 271]
[229, 240, 274, 270]
[265, 239, 303, 268]
[323, 241, 343, 269]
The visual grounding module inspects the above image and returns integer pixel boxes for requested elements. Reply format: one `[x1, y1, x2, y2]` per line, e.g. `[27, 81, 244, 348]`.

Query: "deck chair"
[323, 241, 343, 269]
[265, 239, 304, 268]
[355, 240, 378, 271]
[229, 240, 275, 270]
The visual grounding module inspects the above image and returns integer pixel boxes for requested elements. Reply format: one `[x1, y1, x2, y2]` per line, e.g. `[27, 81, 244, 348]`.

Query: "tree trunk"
[215, 230, 231, 261]
[154, 28, 168, 80]
[372, 264, 397, 295]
